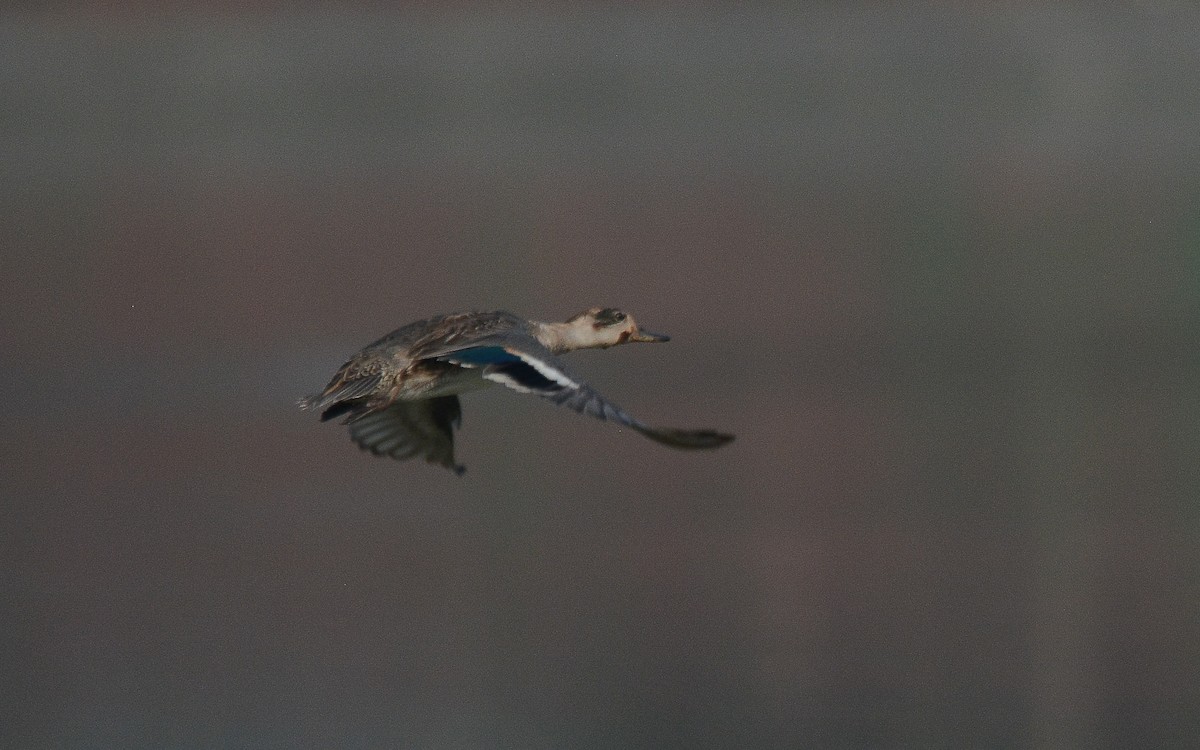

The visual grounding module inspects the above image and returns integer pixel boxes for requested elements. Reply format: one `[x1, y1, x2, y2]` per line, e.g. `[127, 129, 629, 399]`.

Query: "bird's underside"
[301, 313, 734, 473]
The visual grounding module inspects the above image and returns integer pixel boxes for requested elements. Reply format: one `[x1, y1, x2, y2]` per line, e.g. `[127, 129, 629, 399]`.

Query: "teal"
[301, 308, 734, 474]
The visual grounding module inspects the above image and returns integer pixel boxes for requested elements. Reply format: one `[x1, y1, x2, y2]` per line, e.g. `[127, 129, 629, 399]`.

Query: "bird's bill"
[629, 329, 670, 343]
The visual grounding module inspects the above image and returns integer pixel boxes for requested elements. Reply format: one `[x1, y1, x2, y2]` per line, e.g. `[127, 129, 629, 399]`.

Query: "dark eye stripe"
[594, 308, 626, 326]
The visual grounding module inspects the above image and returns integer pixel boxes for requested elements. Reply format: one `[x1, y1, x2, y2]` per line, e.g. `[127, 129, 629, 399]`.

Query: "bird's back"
[361, 310, 526, 360]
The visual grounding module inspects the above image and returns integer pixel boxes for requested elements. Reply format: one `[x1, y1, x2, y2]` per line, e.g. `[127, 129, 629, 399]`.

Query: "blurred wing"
[347, 396, 466, 475]
[436, 343, 734, 450]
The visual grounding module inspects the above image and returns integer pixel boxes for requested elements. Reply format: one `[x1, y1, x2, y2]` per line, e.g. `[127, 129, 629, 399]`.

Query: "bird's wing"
[346, 395, 466, 474]
[432, 338, 733, 450]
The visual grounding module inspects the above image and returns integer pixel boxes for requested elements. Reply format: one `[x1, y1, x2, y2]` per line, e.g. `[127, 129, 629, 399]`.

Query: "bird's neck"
[535, 321, 591, 354]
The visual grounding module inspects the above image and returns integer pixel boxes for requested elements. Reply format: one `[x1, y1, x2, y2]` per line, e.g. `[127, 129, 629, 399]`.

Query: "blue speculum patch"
[447, 347, 566, 392]
[447, 346, 524, 366]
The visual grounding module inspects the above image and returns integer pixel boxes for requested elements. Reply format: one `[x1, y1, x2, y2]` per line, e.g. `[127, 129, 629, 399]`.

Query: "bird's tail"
[299, 371, 385, 422]
[298, 393, 379, 424]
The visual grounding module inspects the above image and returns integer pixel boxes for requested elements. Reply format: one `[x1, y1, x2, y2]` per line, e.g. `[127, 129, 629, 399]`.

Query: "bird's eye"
[594, 308, 626, 327]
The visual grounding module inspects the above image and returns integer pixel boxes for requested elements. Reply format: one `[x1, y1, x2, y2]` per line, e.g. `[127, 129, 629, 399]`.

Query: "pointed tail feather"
[299, 394, 374, 423]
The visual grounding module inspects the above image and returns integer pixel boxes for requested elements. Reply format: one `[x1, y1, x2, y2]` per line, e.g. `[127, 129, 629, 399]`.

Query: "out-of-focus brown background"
[3, 5, 1198, 748]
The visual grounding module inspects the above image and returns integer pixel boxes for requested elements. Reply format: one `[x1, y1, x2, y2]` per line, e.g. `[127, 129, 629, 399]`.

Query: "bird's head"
[556, 307, 670, 351]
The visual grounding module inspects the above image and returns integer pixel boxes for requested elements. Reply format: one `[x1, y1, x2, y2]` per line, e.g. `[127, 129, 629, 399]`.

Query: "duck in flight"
[300, 308, 735, 474]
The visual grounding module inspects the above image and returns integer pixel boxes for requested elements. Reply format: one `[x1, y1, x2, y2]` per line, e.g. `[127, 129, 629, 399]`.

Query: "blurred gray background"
[3, 4, 1198, 748]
